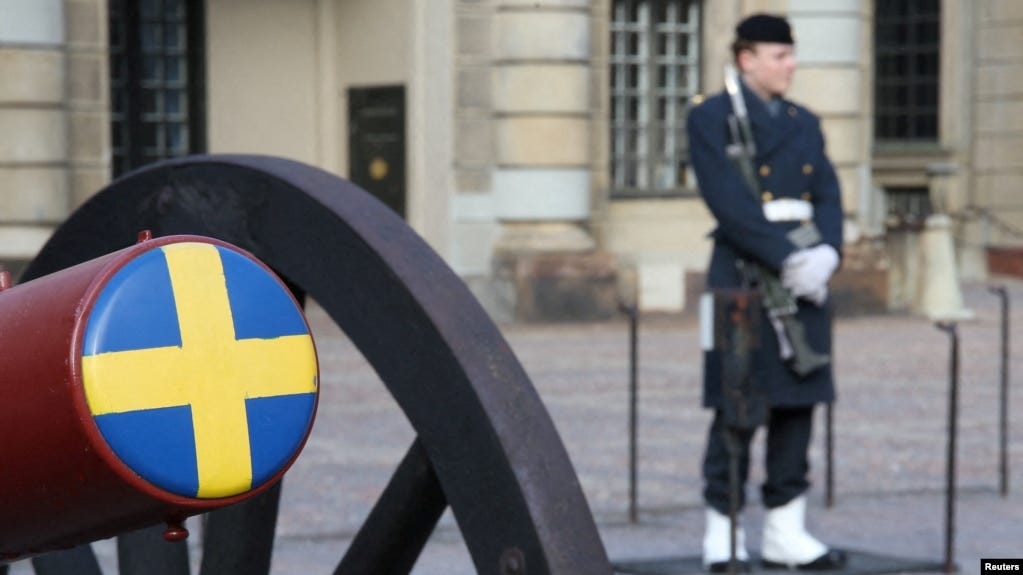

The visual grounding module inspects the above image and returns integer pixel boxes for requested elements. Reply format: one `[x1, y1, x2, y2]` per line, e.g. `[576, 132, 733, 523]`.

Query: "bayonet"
[724, 65, 756, 157]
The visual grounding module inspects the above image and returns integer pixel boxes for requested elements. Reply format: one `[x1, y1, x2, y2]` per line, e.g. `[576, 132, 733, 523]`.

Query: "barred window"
[110, 0, 205, 177]
[874, 0, 941, 142]
[885, 186, 932, 229]
[610, 0, 701, 198]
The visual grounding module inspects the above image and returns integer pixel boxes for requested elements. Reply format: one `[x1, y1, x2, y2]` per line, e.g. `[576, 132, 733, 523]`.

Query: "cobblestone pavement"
[11, 281, 1022, 574]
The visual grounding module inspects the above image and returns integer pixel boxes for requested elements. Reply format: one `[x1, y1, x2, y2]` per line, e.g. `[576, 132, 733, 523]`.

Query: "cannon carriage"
[1, 155, 614, 575]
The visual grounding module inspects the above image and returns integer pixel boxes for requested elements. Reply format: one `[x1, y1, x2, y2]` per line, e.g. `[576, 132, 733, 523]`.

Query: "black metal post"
[825, 403, 835, 508]
[723, 429, 742, 575]
[988, 286, 1010, 497]
[620, 302, 640, 524]
[936, 322, 959, 574]
[826, 296, 834, 507]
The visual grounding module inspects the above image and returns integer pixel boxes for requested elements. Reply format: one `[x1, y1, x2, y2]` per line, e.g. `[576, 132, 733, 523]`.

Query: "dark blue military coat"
[686, 81, 843, 408]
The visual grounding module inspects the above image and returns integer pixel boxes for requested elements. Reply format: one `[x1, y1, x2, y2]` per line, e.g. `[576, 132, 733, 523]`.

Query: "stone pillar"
[409, 0, 453, 259]
[492, 0, 617, 321]
[785, 0, 888, 311]
[66, 0, 111, 209]
[0, 0, 68, 275]
[974, 1, 1023, 259]
[786, 0, 870, 232]
[452, 0, 498, 283]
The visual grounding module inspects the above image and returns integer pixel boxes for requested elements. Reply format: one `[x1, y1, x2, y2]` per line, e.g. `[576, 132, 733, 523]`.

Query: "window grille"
[874, 0, 941, 142]
[110, 0, 205, 177]
[610, 0, 701, 197]
[885, 186, 932, 229]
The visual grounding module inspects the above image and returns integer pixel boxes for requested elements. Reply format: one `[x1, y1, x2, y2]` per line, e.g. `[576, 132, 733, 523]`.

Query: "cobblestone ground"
[10, 280, 1022, 574]
[275, 279, 1023, 574]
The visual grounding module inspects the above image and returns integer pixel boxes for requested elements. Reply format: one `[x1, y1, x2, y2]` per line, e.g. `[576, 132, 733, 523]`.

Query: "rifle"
[722, 65, 829, 377]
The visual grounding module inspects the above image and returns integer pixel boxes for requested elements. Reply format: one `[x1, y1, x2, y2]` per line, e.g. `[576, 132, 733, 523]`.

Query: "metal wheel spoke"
[335, 438, 447, 575]
[198, 481, 282, 575]
[30, 547, 101, 575]
[117, 525, 190, 575]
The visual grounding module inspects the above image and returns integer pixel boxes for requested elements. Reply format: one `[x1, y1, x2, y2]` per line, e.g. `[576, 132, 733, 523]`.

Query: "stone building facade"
[1, 0, 1020, 320]
[0, 0, 108, 278]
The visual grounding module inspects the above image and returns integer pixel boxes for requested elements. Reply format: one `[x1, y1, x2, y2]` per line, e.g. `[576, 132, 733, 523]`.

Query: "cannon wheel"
[15, 155, 612, 575]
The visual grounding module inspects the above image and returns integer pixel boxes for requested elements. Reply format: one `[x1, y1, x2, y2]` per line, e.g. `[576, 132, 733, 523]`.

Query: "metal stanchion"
[988, 286, 1011, 497]
[824, 287, 835, 509]
[936, 322, 959, 575]
[825, 403, 835, 508]
[620, 301, 640, 524]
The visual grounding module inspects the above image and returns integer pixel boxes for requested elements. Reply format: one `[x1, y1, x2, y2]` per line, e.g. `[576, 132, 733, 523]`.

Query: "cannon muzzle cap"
[80, 240, 319, 500]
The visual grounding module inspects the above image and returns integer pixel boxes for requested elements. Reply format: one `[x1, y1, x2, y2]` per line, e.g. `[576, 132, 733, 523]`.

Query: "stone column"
[974, 1, 1023, 265]
[0, 0, 68, 275]
[66, 0, 111, 209]
[409, 0, 453, 259]
[492, 0, 617, 321]
[786, 0, 870, 233]
[785, 0, 888, 311]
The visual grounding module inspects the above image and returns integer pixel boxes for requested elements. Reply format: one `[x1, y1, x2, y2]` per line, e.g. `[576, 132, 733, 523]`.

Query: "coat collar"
[739, 80, 801, 158]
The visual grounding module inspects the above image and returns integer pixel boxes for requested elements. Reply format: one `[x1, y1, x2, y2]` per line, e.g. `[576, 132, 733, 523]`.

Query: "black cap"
[736, 13, 794, 45]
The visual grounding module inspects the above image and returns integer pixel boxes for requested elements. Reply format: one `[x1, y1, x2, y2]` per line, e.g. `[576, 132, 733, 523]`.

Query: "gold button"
[803, 163, 814, 175]
[801, 192, 811, 200]
[762, 191, 773, 202]
[759, 164, 771, 177]
[369, 157, 389, 180]
[788, 106, 798, 117]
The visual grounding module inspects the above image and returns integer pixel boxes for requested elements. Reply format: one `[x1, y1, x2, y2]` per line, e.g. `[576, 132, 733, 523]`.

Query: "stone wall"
[0, 0, 109, 277]
[0, 0, 67, 274]
[973, 1, 1023, 250]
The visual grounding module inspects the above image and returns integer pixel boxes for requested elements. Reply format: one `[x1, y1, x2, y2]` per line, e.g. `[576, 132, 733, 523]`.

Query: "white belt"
[763, 198, 813, 222]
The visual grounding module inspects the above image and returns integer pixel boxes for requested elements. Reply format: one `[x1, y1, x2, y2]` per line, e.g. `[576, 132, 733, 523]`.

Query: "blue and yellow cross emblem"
[81, 241, 318, 499]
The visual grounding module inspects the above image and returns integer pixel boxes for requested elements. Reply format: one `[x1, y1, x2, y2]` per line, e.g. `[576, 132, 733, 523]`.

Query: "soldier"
[686, 13, 846, 572]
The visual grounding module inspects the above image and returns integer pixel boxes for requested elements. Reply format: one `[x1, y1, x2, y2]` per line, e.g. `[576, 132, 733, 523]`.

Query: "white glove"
[805, 284, 829, 306]
[781, 244, 839, 304]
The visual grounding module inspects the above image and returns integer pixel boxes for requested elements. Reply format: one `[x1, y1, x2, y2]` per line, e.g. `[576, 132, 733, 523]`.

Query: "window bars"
[110, 0, 204, 176]
[874, 0, 941, 142]
[611, 0, 701, 197]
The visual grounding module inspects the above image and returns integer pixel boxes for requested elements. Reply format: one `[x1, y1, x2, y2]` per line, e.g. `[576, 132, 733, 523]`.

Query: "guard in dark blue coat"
[686, 14, 846, 572]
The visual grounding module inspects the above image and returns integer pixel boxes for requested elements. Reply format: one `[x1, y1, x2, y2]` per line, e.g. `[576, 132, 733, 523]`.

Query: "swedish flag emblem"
[81, 242, 318, 499]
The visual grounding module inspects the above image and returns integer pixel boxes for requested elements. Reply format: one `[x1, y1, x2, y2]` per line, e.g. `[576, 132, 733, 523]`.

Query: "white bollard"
[917, 214, 974, 321]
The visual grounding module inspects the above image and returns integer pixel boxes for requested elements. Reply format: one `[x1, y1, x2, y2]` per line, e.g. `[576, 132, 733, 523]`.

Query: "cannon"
[5, 155, 613, 574]
[0, 233, 318, 562]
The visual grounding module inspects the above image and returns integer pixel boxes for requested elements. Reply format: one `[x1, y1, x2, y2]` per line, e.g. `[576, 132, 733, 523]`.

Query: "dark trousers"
[702, 406, 815, 515]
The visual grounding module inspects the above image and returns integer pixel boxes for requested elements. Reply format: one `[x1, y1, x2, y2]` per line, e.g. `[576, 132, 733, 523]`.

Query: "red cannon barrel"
[0, 234, 319, 561]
